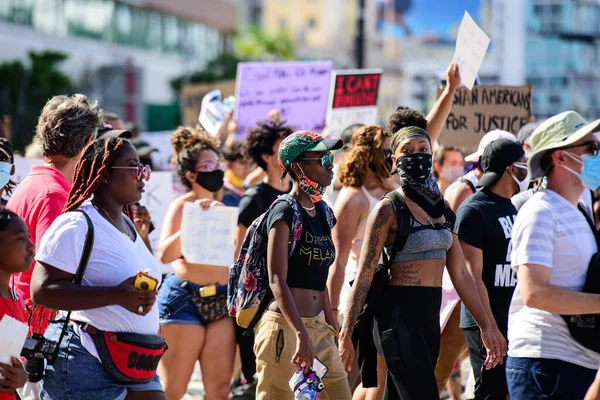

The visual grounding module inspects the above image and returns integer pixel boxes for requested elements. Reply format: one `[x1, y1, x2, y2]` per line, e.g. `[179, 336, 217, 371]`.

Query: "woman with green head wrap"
[340, 125, 505, 399]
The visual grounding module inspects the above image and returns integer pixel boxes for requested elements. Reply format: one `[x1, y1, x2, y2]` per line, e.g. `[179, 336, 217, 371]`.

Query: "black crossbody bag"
[561, 205, 600, 353]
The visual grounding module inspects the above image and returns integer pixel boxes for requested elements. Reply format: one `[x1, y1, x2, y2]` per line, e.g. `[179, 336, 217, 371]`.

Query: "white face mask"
[441, 165, 464, 183]
[510, 162, 530, 193]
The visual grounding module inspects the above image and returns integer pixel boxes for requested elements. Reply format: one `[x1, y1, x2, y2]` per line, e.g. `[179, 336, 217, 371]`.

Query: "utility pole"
[356, 0, 365, 68]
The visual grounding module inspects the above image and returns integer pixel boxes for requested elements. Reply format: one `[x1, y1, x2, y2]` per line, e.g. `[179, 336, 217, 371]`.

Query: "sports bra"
[392, 218, 453, 262]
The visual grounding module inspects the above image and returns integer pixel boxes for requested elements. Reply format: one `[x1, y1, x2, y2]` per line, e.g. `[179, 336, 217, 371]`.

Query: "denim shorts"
[40, 323, 163, 400]
[157, 273, 228, 325]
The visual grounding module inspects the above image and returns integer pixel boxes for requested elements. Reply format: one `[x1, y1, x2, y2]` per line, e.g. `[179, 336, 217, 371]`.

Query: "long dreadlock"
[63, 136, 133, 218]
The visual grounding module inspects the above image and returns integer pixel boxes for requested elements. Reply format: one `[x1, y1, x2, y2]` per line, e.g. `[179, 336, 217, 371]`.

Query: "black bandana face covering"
[395, 153, 445, 218]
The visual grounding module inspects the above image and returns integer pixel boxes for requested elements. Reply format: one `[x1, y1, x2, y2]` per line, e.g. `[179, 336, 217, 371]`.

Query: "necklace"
[93, 202, 132, 240]
[302, 205, 316, 211]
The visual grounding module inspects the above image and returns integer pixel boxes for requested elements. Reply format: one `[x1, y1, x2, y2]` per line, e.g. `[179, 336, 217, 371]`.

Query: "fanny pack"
[68, 211, 167, 383]
[561, 204, 600, 353]
[78, 323, 167, 384]
[177, 276, 228, 323]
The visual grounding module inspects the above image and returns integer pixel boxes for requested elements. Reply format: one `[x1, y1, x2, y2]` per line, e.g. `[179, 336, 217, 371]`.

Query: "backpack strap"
[381, 191, 412, 266]
[459, 178, 476, 194]
[315, 200, 336, 231]
[443, 200, 457, 231]
[578, 202, 600, 248]
[50, 210, 95, 362]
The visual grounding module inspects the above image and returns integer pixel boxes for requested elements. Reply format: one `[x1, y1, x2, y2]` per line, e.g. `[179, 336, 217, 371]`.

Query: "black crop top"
[266, 201, 336, 291]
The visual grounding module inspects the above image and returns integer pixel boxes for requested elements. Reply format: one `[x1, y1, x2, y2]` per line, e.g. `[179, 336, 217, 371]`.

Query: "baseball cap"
[516, 121, 541, 145]
[528, 111, 600, 179]
[477, 139, 525, 188]
[130, 138, 158, 157]
[465, 130, 517, 162]
[98, 122, 132, 139]
[278, 130, 343, 180]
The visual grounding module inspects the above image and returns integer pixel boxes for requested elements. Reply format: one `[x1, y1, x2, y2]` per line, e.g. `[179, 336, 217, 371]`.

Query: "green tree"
[0, 51, 72, 151]
[170, 27, 296, 94]
[233, 25, 296, 61]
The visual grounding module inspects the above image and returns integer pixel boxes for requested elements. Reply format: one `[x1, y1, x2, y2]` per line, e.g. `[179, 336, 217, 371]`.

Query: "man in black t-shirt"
[231, 118, 293, 395]
[455, 139, 528, 400]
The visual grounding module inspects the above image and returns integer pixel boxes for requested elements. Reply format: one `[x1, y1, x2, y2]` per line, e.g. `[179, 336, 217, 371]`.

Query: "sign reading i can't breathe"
[234, 61, 333, 139]
[437, 85, 532, 153]
[326, 69, 382, 139]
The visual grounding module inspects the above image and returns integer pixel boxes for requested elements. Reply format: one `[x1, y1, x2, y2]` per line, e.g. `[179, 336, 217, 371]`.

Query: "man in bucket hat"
[506, 111, 600, 399]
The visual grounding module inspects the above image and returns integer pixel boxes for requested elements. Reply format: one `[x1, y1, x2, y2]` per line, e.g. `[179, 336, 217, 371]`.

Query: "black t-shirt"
[238, 182, 290, 228]
[456, 189, 518, 332]
[266, 201, 336, 291]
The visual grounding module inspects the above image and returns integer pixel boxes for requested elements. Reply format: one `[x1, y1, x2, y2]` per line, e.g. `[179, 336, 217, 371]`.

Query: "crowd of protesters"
[0, 60, 599, 400]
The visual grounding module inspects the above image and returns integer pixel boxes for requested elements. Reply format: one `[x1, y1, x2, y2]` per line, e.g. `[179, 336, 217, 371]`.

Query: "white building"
[0, 0, 235, 130]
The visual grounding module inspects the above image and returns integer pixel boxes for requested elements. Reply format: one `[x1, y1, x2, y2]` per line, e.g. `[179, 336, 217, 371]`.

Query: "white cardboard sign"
[453, 11, 490, 90]
[180, 203, 238, 267]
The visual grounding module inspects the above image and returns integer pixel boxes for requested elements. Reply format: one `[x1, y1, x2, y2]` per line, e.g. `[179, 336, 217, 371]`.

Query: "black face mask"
[195, 170, 224, 192]
[395, 153, 433, 184]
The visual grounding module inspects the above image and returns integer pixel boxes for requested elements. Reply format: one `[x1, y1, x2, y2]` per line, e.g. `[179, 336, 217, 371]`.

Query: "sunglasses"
[196, 161, 227, 172]
[561, 141, 600, 157]
[111, 164, 151, 181]
[298, 153, 335, 167]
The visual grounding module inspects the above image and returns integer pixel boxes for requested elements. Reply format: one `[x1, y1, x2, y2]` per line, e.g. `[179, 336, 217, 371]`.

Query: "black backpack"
[561, 204, 600, 353]
[351, 190, 456, 387]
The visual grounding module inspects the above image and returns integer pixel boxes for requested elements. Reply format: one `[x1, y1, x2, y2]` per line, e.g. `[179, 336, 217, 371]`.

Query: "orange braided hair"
[63, 137, 132, 218]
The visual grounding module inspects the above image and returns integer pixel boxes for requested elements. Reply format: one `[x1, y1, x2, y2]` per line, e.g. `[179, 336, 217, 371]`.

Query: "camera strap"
[50, 210, 95, 362]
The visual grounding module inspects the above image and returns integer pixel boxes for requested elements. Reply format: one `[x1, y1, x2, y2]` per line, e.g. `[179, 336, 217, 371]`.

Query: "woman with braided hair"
[31, 137, 165, 400]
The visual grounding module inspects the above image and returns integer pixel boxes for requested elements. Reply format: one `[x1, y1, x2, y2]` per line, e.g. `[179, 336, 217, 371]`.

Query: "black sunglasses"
[561, 141, 600, 157]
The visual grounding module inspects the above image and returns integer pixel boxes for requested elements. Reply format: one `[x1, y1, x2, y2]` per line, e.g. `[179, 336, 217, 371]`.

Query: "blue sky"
[383, 0, 484, 38]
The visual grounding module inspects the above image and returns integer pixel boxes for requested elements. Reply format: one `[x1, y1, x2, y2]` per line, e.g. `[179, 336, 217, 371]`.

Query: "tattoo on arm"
[342, 201, 393, 335]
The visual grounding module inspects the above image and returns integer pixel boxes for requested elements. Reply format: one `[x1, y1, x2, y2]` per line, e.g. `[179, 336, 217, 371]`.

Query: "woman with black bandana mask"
[339, 126, 505, 400]
[156, 127, 235, 400]
[327, 125, 393, 398]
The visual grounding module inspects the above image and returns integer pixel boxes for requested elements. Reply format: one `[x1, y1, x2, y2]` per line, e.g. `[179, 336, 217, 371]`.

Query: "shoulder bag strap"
[578, 203, 600, 248]
[49, 210, 95, 363]
[382, 191, 411, 267]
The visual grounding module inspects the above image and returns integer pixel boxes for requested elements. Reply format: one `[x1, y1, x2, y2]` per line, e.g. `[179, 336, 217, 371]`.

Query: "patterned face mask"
[395, 153, 445, 218]
[297, 164, 326, 203]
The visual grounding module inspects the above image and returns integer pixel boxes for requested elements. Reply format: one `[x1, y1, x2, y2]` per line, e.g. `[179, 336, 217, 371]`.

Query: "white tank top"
[346, 186, 379, 274]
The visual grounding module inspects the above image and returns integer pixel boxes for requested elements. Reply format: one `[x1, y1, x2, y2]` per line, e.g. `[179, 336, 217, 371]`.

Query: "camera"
[20, 334, 59, 382]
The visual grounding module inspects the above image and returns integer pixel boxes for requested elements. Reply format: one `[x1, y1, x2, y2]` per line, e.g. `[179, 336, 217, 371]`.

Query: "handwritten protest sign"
[437, 85, 532, 152]
[139, 171, 176, 274]
[326, 69, 382, 139]
[180, 203, 238, 267]
[453, 11, 490, 90]
[235, 61, 333, 138]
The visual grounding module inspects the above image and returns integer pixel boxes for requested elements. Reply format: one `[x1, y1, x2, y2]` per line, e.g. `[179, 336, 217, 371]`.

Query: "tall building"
[0, 0, 235, 130]
[525, 0, 600, 119]
[261, 0, 356, 66]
